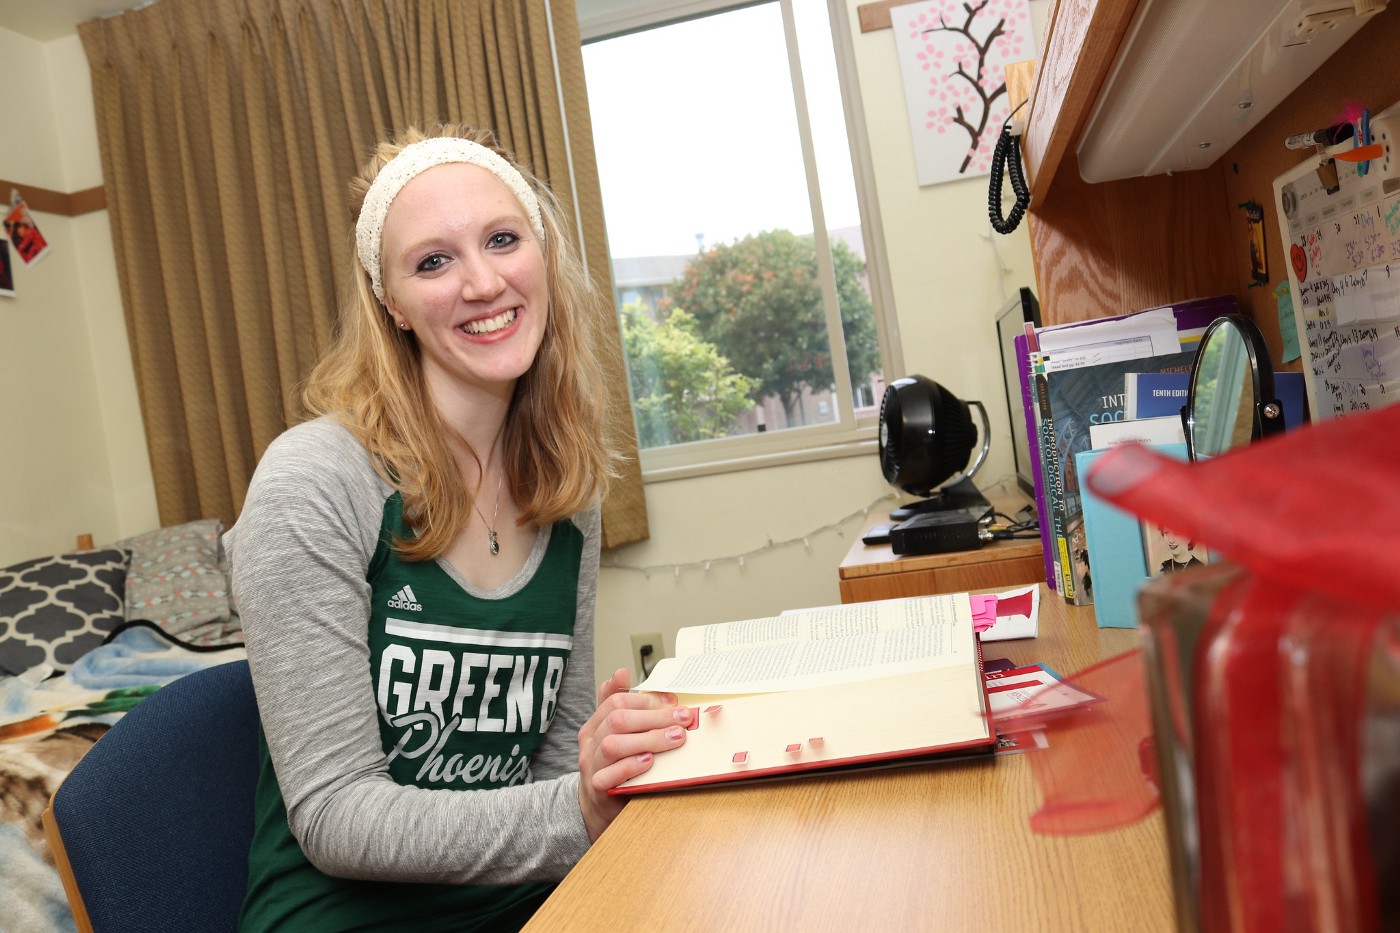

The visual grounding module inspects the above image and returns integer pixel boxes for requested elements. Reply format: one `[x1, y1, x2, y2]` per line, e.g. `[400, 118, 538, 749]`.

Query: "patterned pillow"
[116, 519, 237, 643]
[0, 548, 130, 676]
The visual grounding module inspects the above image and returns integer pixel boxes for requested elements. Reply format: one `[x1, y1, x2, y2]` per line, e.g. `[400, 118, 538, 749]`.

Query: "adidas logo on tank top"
[386, 584, 422, 611]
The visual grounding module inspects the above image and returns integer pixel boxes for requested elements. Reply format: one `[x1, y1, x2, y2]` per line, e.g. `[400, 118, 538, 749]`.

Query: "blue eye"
[416, 253, 448, 273]
[487, 231, 520, 249]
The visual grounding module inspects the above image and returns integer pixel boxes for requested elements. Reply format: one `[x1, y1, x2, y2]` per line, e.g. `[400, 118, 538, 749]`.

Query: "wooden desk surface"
[525, 588, 1172, 933]
[839, 501, 1045, 602]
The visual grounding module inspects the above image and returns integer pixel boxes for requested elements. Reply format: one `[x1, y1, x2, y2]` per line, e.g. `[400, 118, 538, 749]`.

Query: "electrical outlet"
[630, 631, 663, 681]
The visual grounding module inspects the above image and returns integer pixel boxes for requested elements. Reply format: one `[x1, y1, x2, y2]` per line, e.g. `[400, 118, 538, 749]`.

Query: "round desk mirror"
[1182, 314, 1285, 461]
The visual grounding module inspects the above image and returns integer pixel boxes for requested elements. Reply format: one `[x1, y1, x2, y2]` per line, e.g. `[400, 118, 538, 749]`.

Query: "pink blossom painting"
[892, 0, 1035, 186]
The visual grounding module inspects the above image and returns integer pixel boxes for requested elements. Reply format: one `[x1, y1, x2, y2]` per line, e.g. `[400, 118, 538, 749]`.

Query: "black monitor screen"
[995, 287, 1041, 495]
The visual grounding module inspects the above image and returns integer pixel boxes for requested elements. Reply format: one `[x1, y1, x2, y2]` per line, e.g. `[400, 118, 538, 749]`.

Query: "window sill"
[640, 428, 880, 484]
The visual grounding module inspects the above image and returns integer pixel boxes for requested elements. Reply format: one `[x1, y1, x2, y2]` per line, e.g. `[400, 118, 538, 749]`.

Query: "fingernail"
[666, 725, 684, 740]
[673, 707, 692, 724]
[638, 752, 653, 764]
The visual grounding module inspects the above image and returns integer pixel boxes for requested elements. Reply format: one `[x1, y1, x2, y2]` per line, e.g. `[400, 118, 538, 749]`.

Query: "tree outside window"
[583, 0, 888, 466]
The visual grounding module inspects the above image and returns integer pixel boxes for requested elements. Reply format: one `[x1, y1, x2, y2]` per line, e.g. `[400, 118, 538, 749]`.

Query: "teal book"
[1076, 443, 1188, 628]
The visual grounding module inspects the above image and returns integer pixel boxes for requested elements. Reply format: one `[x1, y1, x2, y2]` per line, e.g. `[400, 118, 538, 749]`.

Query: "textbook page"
[634, 593, 974, 696]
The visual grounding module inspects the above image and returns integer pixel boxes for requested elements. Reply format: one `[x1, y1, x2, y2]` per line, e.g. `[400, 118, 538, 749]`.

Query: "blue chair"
[42, 659, 259, 932]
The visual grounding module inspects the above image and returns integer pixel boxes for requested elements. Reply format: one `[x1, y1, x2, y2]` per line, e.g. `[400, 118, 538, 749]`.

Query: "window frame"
[578, 0, 904, 483]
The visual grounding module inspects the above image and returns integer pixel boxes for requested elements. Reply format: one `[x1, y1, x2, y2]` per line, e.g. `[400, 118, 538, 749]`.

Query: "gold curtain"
[78, 0, 648, 548]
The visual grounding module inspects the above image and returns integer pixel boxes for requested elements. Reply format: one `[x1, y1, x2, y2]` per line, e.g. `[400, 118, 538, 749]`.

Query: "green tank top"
[240, 493, 584, 933]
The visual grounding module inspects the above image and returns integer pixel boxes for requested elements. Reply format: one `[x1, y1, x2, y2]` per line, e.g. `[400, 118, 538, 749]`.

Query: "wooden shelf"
[1014, 0, 1400, 356]
[1020, 0, 1143, 208]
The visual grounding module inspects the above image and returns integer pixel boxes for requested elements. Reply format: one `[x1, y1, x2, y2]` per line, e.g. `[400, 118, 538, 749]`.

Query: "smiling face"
[379, 162, 548, 406]
[1161, 528, 1187, 557]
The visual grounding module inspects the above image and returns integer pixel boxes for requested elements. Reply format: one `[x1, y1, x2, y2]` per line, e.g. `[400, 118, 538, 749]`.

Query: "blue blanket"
[0, 624, 246, 932]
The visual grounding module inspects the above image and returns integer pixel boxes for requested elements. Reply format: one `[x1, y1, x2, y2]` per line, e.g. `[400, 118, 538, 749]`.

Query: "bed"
[0, 520, 247, 932]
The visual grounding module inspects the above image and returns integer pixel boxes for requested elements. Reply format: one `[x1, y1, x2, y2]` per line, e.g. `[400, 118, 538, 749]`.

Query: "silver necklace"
[472, 472, 503, 556]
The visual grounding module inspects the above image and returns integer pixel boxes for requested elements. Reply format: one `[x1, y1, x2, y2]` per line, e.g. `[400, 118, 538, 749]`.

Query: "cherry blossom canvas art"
[892, 0, 1036, 186]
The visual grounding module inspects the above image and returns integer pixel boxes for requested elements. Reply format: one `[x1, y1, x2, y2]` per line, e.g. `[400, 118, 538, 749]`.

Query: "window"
[580, 0, 895, 478]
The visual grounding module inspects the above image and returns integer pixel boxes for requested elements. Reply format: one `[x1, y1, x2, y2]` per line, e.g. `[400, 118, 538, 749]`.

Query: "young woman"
[226, 124, 688, 931]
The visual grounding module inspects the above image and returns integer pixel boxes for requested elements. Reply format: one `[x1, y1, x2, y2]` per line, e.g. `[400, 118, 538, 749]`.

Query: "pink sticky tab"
[685, 707, 700, 731]
[785, 743, 801, 753]
[732, 751, 749, 765]
[971, 594, 999, 633]
[809, 737, 823, 746]
[704, 705, 723, 714]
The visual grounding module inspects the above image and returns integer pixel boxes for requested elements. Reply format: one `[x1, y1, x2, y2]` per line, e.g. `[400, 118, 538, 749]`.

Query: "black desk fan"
[878, 375, 993, 553]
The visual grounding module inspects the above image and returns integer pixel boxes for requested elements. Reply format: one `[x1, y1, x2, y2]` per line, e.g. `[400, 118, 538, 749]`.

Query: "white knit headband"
[355, 137, 546, 303]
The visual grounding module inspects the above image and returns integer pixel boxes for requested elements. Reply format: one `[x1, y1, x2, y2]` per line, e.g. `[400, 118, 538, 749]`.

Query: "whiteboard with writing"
[1273, 104, 1400, 420]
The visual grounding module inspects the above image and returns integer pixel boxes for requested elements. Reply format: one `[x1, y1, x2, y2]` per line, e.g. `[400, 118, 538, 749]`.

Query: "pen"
[1284, 122, 1355, 151]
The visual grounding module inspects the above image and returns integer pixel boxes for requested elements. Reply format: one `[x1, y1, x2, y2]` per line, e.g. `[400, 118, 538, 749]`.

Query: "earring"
[398, 321, 411, 331]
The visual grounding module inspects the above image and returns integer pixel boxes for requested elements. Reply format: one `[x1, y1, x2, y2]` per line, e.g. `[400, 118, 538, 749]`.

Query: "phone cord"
[988, 119, 1030, 234]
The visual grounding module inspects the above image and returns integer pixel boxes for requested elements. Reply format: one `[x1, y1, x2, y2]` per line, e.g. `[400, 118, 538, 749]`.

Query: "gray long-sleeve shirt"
[225, 417, 595, 894]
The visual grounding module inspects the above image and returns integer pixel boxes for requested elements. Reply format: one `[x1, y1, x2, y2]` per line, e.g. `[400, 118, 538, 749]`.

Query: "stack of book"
[1011, 296, 1250, 624]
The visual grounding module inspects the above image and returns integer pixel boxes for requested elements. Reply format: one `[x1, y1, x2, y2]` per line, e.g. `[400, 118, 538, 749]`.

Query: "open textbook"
[612, 592, 998, 794]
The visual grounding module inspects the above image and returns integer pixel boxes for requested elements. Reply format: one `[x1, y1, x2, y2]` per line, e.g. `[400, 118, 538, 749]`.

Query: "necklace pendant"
[488, 530, 500, 556]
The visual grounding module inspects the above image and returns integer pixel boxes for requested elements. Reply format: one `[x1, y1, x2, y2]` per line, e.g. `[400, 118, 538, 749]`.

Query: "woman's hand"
[577, 667, 690, 841]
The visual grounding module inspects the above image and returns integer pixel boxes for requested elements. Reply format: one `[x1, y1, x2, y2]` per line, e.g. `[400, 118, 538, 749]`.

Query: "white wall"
[53, 33, 159, 542]
[0, 6, 1043, 687]
[0, 28, 157, 566]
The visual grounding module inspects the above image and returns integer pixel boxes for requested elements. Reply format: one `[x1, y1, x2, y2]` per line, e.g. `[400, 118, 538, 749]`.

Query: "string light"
[604, 493, 897, 579]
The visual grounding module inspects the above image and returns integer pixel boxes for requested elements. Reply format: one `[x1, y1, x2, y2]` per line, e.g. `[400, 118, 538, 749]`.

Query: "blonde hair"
[303, 124, 620, 560]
